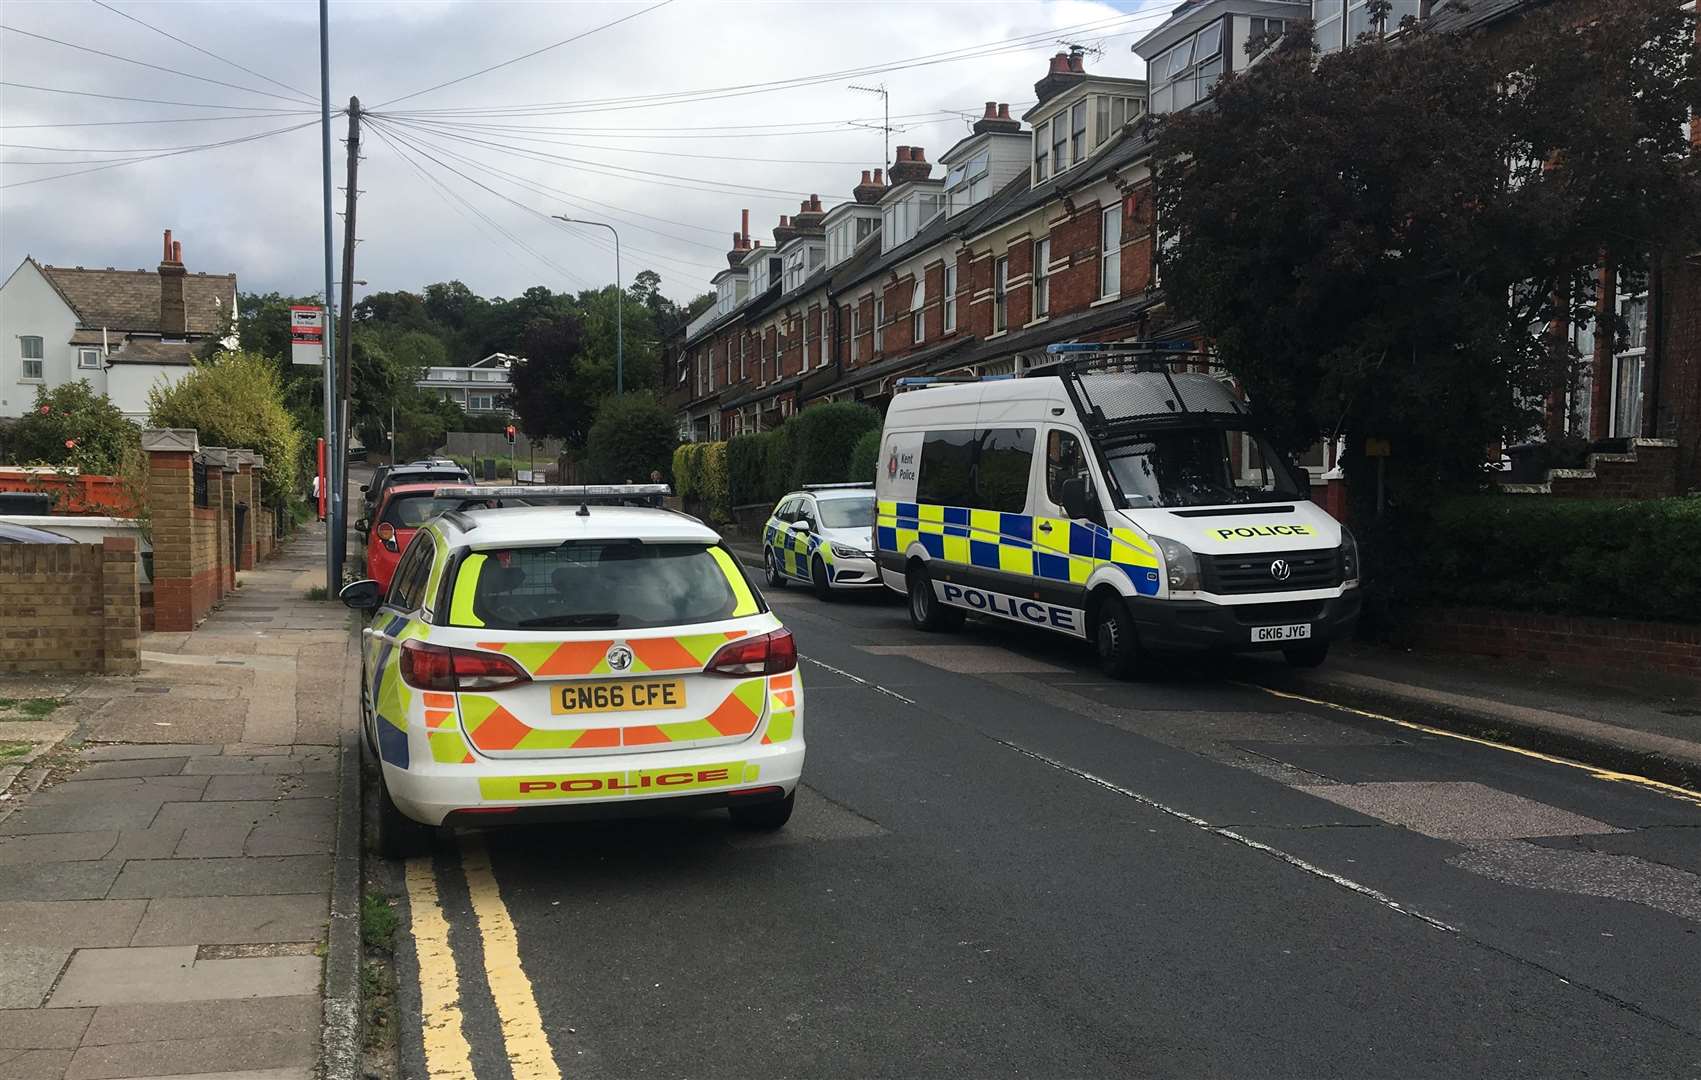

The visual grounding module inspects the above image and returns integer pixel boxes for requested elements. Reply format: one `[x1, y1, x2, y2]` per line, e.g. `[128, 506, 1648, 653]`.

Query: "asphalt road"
[387, 576, 1701, 1080]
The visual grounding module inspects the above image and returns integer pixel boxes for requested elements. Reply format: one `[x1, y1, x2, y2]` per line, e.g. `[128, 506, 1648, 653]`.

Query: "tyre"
[811, 555, 833, 600]
[374, 770, 431, 860]
[907, 562, 964, 632]
[764, 549, 787, 588]
[729, 789, 795, 830]
[1095, 594, 1143, 680]
[1283, 640, 1330, 669]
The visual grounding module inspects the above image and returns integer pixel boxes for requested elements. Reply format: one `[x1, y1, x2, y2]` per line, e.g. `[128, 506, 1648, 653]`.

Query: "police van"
[874, 343, 1360, 677]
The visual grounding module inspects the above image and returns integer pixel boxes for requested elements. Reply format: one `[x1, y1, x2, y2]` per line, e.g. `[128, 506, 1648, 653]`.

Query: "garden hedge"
[790, 403, 881, 488]
[848, 429, 881, 485]
[1417, 495, 1701, 624]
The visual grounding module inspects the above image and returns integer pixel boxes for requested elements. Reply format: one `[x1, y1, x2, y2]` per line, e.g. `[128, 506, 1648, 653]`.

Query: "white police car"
[761, 483, 879, 599]
[340, 485, 804, 856]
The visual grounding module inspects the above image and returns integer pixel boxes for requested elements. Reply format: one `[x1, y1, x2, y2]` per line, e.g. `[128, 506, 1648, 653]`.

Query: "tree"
[1154, 0, 1701, 513]
[148, 350, 304, 500]
[508, 311, 590, 443]
[583, 392, 679, 483]
[0, 380, 137, 473]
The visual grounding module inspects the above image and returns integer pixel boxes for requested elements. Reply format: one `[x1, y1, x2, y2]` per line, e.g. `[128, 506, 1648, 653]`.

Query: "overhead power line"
[0, 23, 317, 108]
[0, 80, 318, 112]
[0, 110, 315, 129]
[365, 117, 887, 166]
[88, 0, 316, 105]
[372, 0, 679, 110]
[0, 117, 316, 188]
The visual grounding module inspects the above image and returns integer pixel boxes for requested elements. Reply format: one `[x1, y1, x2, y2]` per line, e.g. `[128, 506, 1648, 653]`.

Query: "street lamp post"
[553, 216, 623, 395]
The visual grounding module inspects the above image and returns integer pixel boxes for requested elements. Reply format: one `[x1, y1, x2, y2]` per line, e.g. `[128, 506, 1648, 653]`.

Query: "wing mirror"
[790, 519, 812, 532]
[1059, 477, 1096, 521]
[339, 579, 382, 612]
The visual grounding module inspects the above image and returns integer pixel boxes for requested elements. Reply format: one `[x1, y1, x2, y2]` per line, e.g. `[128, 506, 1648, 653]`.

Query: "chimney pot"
[162, 229, 173, 261]
[861, 169, 871, 183]
[997, 103, 1011, 120]
[1050, 52, 1070, 75]
[810, 194, 821, 211]
[984, 101, 997, 118]
[873, 169, 884, 184]
[780, 215, 790, 226]
[1068, 51, 1086, 74]
[911, 147, 926, 163]
[741, 208, 750, 242]
[172, 240, 182, 263]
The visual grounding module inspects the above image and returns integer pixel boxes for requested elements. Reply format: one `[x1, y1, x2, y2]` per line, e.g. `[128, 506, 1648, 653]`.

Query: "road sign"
[1365, 438, 1392, 458]
[289, 306, 325, 366]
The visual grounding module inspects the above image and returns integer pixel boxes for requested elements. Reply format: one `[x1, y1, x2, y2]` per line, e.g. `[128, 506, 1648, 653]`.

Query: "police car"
[339, 485, 804, 856]
[761, 483, 879, 599]
[875, 344, 1361, 677]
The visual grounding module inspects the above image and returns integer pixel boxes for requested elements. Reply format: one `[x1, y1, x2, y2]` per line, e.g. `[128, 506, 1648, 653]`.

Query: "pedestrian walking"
[310, 473, 324, 521]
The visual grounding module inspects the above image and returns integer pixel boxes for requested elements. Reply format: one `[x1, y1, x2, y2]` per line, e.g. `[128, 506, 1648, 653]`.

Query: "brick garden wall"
[1408, 606, 1701, 692]
[0, 537, 141, 675]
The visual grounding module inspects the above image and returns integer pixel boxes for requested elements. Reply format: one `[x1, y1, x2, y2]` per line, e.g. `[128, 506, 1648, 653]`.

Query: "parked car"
[0, 521, 74, 543]
[761, 483, 879, 599]
[361, 463, 471, 522]
[362, 482, 479, 592]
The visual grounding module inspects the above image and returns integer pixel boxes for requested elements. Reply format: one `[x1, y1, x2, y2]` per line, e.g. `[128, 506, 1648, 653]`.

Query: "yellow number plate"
[552, 679, 685, 716]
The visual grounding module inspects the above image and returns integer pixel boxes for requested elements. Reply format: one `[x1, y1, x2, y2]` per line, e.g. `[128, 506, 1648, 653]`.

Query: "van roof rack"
[1031, 341, 1248, 437]
[893, 374, 1015, 392]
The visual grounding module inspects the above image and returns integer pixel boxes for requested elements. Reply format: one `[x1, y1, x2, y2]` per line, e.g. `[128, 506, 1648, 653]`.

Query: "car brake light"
[399, 639, 530, 692]
[704, 628, 797, 676]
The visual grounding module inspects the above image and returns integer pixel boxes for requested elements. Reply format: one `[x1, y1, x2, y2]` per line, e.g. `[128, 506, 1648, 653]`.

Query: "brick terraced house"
[672, 0, 1701, 498]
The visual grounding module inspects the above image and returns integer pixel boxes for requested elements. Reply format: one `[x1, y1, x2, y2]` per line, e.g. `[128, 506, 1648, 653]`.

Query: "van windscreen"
[1103, 428, 1306, 508]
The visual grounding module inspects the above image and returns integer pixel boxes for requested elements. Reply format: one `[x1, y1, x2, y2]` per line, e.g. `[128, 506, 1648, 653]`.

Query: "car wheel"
[764, 550, 787, 588]
[374, 770, 431, 860]
[1095, 595, 1143, 680]
[907, 562, 964, 632]
[811, 556, 833, 600]
[1283, 640, 1330, 669]
[729, 789, 795, 830]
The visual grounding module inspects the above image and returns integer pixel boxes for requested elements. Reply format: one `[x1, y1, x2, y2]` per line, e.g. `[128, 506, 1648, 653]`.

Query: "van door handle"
[1037, 522, 1053, 533]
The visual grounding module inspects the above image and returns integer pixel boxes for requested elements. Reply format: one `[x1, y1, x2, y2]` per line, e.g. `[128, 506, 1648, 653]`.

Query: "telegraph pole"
[317, 0, 338, 592]
[334, 96, 361, 579]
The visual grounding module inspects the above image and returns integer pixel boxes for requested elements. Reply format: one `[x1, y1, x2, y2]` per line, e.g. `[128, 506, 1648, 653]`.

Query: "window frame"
[1099, 206, 1122, 299]
[943, 263, 958, 333]
[77, 347, 101, 370]
[874, 296, 885, 354]
[994, 255, 1009, 333]
[910, 275, 925, 344]
[851, 305, 861, 363]
[1034, 119, 1050, 181]
[1070, 100, 1087, 164]
[1033, 237, 1051, 319]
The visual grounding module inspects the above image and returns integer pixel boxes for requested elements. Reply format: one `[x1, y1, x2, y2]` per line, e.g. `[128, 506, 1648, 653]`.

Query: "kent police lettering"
[1212, 524, 1315, 541]
[939, 582, 1085, 637]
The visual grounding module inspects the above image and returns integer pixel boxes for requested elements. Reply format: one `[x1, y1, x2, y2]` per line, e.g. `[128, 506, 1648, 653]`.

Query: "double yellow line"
[403, 834, 564, 1079]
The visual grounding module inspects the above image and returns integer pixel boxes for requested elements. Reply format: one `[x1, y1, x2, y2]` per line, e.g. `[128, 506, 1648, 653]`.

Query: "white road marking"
[991, 737, 1458, 934]
[801, 654, 917, 705]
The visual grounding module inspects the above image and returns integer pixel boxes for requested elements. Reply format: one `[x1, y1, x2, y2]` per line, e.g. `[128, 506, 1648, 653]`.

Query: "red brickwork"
[0, 536, 141, 675]
[1410, 606, 1701, 691]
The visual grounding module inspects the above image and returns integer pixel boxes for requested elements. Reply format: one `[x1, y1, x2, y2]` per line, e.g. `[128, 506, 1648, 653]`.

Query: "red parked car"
[363, 482, 481, 592]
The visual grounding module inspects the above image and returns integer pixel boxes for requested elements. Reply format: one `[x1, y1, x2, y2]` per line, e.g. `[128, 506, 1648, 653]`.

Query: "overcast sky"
[2, 0, 1162, 308]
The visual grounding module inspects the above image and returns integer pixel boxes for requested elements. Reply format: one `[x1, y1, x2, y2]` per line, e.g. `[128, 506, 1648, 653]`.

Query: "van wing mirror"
[1059, 476, 1094, 520]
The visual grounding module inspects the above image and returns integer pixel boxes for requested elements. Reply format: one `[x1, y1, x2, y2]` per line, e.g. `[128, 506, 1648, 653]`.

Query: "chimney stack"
[158, 228, 187, 339]
[727, 209, 754, 267]
[888, 145, 932, 184]
[1035, 48, 1088, 104]
[773, 214, 797, 246]
[974, 101, 1022, 136]
[853, 168, 886, 204]
[793, 193, 827, 233]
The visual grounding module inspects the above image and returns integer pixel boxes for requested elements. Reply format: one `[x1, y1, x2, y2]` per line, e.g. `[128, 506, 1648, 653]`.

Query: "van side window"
[916, 427, 1034, 513]
[1045, 430, 1090, 507]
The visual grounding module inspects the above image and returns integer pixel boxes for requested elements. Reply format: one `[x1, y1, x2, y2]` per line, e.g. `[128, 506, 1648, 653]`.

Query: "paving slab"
[76, 745, 220, 762]
[0, 860, 124, 902]
[47, 777, 209, 799]
[241, 821, 334, 857]
[0, 802, 164, 837]
[200, 773, 335, 802]
[150, 799, 333, 833]
[103, 829, 187, 862]
[93, 1068, 311, 1080]
[64, 1030, 314, 1080]
[0, 901, 147, 948]
[171, 827, 252, 859]
[129, 895, 327, 947]
[47, 946, 320, 1007]
[0, 944, 73, 1008]
[68, 760, 189, 781]
[0, 1047, 72, 1079]
[0, 832, 118, 866]
[0, 1006, 91, 1049]
[80, 994, 319, 1046]
[107, 855, 331, 899]
[179, 757, 321, 776]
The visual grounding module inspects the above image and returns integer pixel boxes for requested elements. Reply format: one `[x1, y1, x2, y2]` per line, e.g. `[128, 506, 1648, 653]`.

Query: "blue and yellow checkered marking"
[876, 499, 1161, 595]
[764, 518, 822, 581]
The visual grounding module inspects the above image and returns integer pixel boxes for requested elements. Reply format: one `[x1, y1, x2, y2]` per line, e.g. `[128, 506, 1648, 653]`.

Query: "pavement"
[382, 544, 1701, 1079]
[0, 518, 361, 1080]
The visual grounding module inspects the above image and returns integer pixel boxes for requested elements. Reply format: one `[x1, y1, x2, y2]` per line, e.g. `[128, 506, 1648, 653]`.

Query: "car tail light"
[375, 522, 398, 552]
[704, 628, 797, 676]
[399, 640, 530, 692]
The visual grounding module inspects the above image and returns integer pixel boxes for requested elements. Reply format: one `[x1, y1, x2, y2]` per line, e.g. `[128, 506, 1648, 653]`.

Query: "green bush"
[1417, 495, 1701, 623]
[148, 350, 302, 501]
[583, 392, 678, 484]
[791, 402, 880, 488]
[848, 429, 882, 484]
[672, 443, 701, 499]
[729, 433, 781, 507]
[0, 381, 138, 473]
[761, 421, 796, 503]
[699, 441, 729, 523]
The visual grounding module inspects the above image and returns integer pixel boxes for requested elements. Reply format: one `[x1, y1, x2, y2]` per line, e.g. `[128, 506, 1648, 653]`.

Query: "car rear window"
[380, 493, 477, 529]
[446, 541, 760, 630]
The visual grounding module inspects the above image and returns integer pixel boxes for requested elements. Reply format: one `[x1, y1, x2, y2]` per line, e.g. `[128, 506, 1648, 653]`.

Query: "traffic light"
[505, 424, 516, 445]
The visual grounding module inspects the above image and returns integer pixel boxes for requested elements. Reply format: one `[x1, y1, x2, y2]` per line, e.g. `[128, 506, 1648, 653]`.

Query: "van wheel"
[1095, 595, 1143, 680]
[811, 556, 833, 600]
[729, 790, 794, 830]
[373, 771, 431, 861]
[763, 550, 787, 588]
[907, 563, 964, 632]
[1283, 640, 1330, 669]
